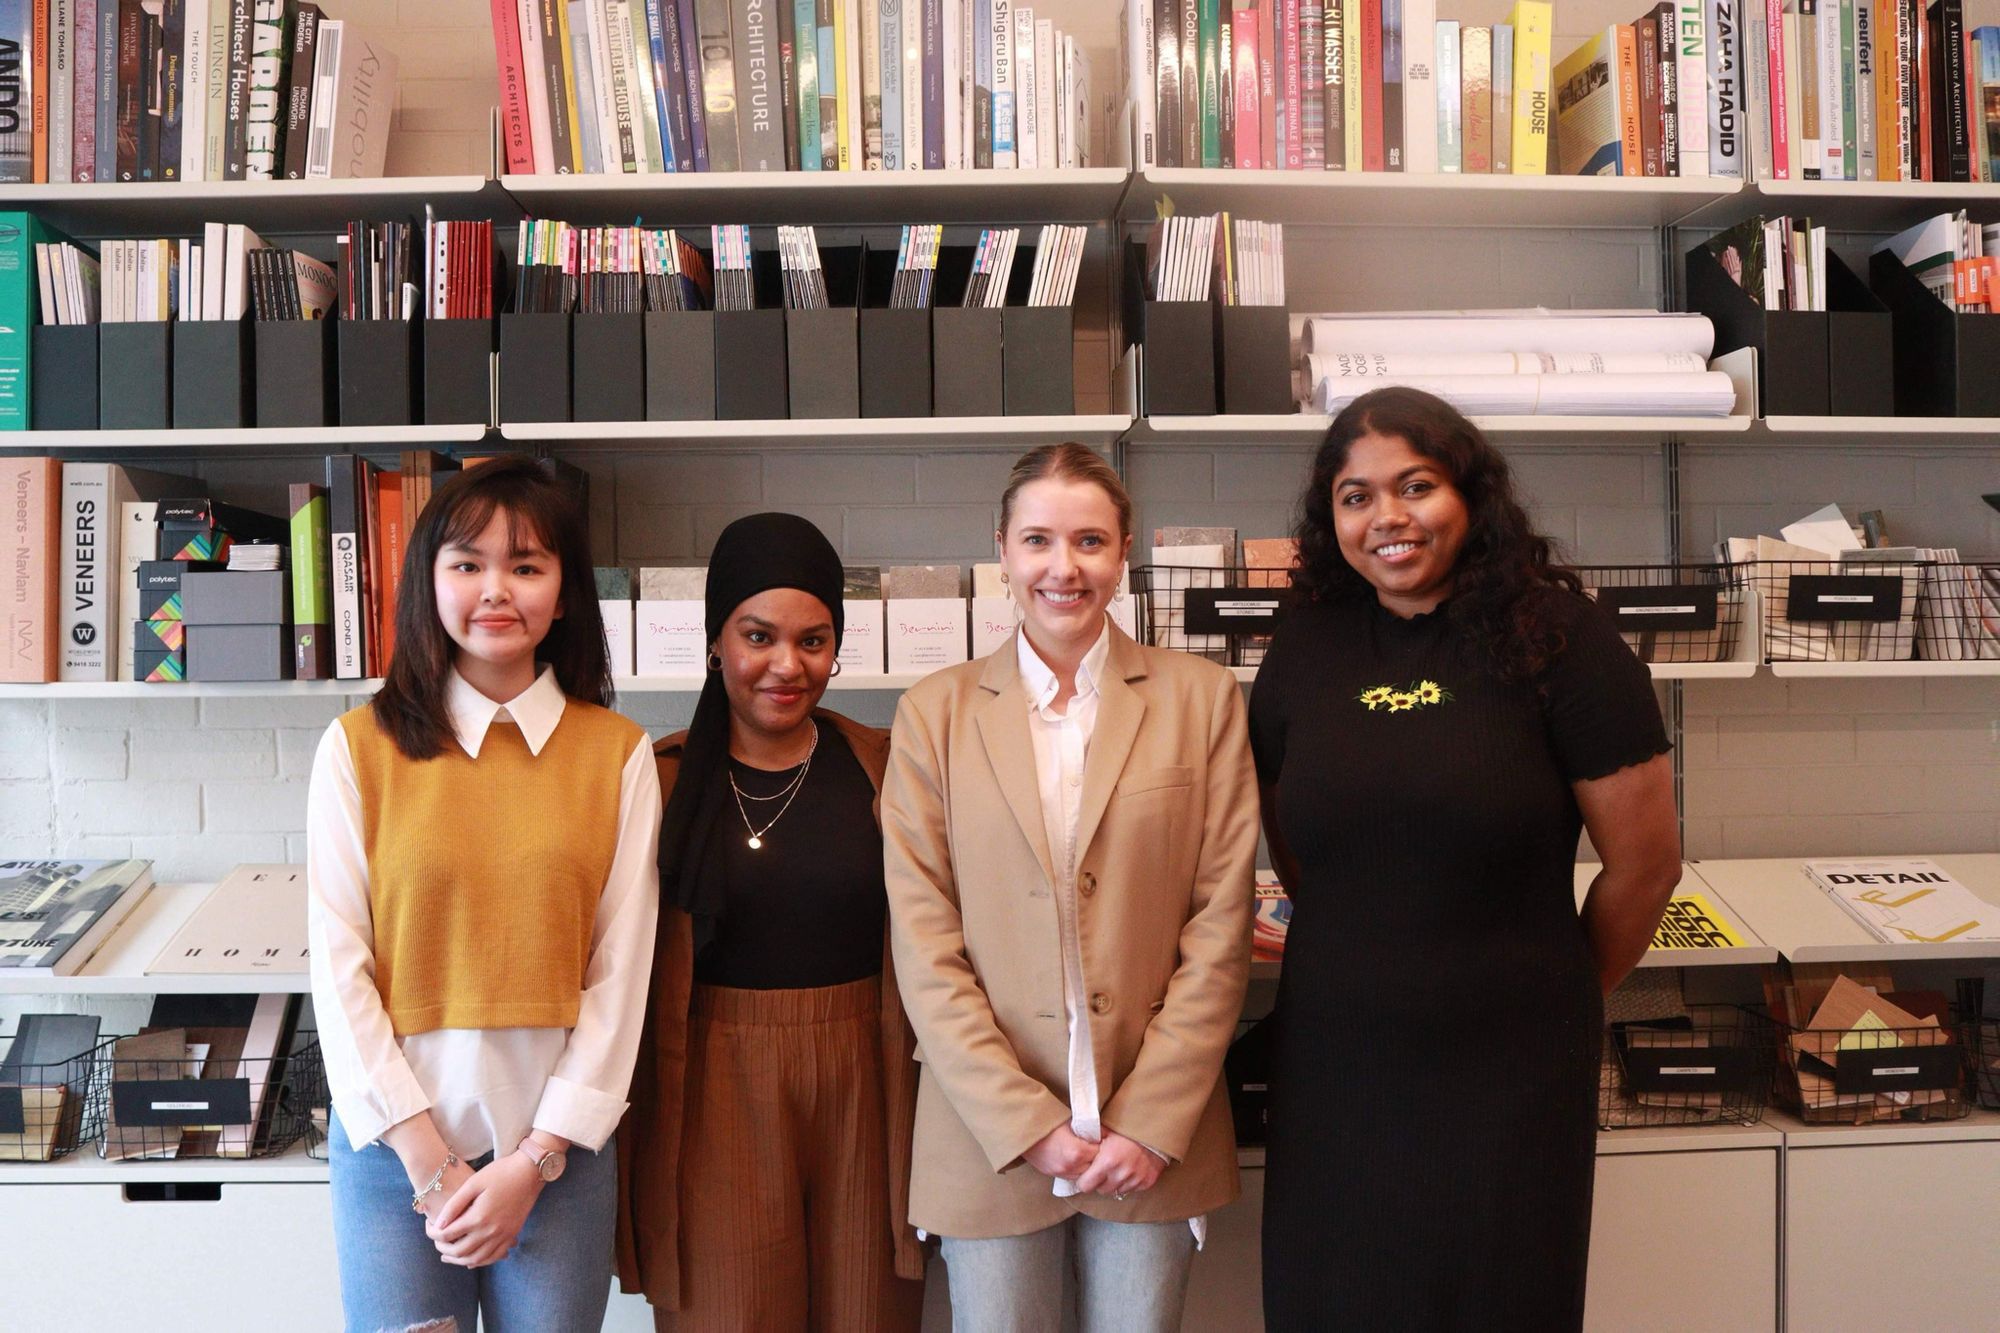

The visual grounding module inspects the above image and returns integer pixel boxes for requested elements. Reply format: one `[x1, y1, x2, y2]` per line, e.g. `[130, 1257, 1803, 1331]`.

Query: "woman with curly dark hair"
[1251, 387, 1681, 1331]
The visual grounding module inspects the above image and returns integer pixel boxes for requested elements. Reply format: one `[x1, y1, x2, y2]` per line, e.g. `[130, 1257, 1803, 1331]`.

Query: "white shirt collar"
[1016, 619, 1112, 719]
[447, 665, 567, 759]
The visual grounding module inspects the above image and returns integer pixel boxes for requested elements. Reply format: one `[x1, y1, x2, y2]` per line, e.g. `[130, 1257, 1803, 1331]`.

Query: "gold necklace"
[728, 725, 818, 849]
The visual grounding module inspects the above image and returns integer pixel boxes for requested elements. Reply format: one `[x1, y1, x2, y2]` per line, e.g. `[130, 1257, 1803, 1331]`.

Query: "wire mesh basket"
[1963, 1017, 2000, 1111]
[1129, 564, 1298, 668]
[1915, 561, 2000, 660]
[0, 1028, 110, 1163]
[1745, 558, 1922, 663]
[1576, 564, 1750, 665]
[1598, 1005, 1778, 1130]
[1768, 1010, 1969, 1125]
[95, 1034, 326, 1162]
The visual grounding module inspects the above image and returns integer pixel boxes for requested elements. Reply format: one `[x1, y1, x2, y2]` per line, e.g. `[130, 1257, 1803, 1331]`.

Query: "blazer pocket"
[1115, 765, 1194, 798]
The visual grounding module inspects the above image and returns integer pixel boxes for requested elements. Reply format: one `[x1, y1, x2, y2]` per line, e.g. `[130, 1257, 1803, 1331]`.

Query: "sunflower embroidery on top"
[1358, 679, 1453, 712]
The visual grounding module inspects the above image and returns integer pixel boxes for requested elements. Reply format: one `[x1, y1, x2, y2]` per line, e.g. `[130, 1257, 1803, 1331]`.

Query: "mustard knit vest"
[339, 698, 644, 1037]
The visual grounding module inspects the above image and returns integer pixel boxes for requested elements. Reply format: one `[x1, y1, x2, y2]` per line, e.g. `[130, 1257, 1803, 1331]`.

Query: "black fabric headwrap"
[657, 512, 846, 952]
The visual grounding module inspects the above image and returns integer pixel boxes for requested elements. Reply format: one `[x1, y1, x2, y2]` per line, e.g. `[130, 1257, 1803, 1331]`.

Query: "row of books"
[1123, 0, 1561, 173]
[0, 454, 586, 684]
[0, 1, 397, 184]
[491, 0, 1097, 176]
[1144, 212, 1287, 306]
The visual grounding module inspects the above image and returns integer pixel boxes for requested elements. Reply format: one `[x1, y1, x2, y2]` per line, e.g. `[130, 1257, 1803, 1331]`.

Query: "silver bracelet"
[411, 1150, 460, 1213]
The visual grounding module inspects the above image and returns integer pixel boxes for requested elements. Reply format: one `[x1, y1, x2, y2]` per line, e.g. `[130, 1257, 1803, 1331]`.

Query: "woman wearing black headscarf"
[614, 513, 925, 1331]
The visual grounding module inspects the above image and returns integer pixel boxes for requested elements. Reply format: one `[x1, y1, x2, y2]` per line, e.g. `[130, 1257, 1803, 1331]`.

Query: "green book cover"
[1840, 0, 1857, 178]
[796, 0, 820, 170]
[1199, 0, 1221, 166]
[0, 213, 59, 432]
[289, 482, 331, 679]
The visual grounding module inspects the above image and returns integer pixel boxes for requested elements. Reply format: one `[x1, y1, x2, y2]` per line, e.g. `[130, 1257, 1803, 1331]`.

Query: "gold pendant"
[747, 836, 763, 850]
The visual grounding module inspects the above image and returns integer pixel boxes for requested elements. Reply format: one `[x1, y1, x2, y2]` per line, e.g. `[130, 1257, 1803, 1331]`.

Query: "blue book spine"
[796, 0, 819, 168]
[676, 0, 709, 169]
[566, 1, 603, 171]
[644, 0, 680, 169]
[881, 0, 903, 168]
[816, 6, 836, 167]
[923, 0, 943, 166]
[0, 1, 29, 182]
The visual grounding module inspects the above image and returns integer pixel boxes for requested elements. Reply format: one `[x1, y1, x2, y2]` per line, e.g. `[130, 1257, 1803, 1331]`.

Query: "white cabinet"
[1586, 1145, 1779, 1333]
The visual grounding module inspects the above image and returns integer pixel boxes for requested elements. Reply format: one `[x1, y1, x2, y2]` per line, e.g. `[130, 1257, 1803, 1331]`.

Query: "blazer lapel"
[1073, 628, 1148, 862]
[974, 639, 1058, 890]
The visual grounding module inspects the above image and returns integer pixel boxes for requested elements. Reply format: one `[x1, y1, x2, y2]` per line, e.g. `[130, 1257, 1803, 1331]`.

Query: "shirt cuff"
[531, 1075, 630, 1153]
[330, 1062, 433, 1152]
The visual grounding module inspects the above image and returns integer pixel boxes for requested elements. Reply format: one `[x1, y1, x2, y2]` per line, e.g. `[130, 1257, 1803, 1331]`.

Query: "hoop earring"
[706, 652, 722, 672]
[829, 659, 843, 677]
[1000, 571, 1009, 584]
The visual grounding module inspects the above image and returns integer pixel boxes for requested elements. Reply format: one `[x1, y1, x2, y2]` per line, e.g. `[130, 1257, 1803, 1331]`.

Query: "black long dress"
[1250, 587, 1670, 1331]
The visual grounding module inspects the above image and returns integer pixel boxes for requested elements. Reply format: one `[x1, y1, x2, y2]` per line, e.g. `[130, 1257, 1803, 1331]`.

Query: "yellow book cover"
[1344, 0, 1363, 169]
[834, 0, 853, 169]
[554, 0, 586, 172]
[1506, 0, 1553, 173]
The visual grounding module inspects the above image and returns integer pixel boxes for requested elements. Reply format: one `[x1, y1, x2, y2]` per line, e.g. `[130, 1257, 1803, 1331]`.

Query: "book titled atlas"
[0, 858, 154, 976]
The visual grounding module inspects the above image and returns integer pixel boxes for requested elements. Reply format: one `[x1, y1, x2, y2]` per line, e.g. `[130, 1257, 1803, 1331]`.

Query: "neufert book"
[0, 859, 155, 976]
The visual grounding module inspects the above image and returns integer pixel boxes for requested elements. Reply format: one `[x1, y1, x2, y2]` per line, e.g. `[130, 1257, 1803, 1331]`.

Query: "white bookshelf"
[500, 414, 1132, 450]
[0, 176, 502, 235]
[1126, 168, 1742, 228]
[1689, 854, 2000, 965]
[500, 167, 1133, 224]
[1593, 1122, 1787, 1155]
[1768, 659, 2000, 677]
[1682, 178, 2000, 231]
[14, 424, 491, 452]
[0, 680, 375, 699]
[1769, 1105, 2000, 1149]
[0, 881, 307, 996]
[4, 1138, 328, 1185]
[1124, 413, 1754, 448]
[1574, 862, 1781, 968]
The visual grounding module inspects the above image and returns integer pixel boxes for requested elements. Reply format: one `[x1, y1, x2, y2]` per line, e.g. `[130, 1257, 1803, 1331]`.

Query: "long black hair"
[371, 456, 611, 759]
[1292, 386, 1582, 682]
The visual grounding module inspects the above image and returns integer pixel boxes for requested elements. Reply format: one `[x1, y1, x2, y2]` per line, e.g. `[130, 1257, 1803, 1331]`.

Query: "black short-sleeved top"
[1249, 586, 1670, 1331]
[693, 718, 887, 990]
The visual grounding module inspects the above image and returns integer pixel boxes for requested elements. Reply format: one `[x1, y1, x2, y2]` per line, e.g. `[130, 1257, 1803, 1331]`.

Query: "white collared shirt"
[1016, 624, 1204, 1245]
[307, 666, 661, 1158]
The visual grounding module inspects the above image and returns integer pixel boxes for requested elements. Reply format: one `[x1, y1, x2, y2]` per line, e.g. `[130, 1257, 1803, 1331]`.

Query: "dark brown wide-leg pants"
[658, 975, 925, 1333]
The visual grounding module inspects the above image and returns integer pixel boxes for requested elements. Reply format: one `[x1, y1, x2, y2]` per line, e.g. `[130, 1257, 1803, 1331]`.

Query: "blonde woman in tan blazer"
[882, 444, 1260, 1332]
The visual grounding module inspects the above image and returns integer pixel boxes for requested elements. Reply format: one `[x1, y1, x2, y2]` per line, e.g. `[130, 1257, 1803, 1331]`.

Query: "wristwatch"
[518, 1140, 567, 1183]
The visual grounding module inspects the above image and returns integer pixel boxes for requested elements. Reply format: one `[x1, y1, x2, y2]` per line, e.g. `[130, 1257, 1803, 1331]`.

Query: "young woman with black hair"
[307, 457, 660, 1331]
[1251, 387, 1681, 1331]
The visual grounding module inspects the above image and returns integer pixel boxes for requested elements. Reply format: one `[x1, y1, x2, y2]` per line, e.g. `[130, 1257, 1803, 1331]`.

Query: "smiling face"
[433, 506, 564, 696]
[715, 586, 837, 747]
[1332, 430, 1471, 618]
[997, 476, 1133, 660]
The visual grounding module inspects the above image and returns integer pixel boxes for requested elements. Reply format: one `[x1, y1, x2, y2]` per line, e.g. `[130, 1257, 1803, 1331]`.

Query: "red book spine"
[1914, 0, 1930, 179]
[1766, 0, 1789, 178]
[490, 0, 537, 173]
[1259, 0, 1278, 166]
[1283, 0, 1304, 167]
[1233, 11, 1260, 167]
[1361, 0, 1384, 169]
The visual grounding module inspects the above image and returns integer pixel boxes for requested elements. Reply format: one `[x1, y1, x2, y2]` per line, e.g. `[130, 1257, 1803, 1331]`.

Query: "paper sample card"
[636, 600, 706, 675]
[887, 598, 970, 673]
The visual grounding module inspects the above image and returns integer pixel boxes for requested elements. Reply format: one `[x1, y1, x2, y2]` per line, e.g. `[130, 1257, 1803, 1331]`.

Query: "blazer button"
[1089, 992, 1112, 1015]
[1079, 872, 1097, 897]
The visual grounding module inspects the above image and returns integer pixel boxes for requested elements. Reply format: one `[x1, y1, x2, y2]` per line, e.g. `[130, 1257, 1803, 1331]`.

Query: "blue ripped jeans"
[326, 1112, 615, 1333]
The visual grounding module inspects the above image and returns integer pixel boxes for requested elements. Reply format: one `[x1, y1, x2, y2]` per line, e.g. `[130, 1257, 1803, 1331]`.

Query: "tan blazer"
[614, 711, 925, 1308]
[882, 625, 1258, 1239]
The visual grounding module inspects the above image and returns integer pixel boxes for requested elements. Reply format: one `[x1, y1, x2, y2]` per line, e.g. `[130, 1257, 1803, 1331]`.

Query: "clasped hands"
[1024, 1124, 1165, 1197]
[415, 1150, 546, 1268]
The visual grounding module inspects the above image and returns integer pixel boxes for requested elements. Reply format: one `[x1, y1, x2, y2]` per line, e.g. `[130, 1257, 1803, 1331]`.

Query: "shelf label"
[1595, 583, 1720, 630]
[1785, 574, 1904, 623]
[112, 1078, 253, 1127]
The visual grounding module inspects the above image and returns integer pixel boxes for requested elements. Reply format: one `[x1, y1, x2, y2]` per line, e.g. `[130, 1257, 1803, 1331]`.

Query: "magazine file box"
[499, 312, 573, 424]
[932, 307, 1004, 417]
[338, 319, 418, 426]
[1121, 239, 1217, 416]
[1868, 249, 2000, 417]
[714, 308, 788, 420]
[173, 318, 253, 429]
[253, 318, 335, 428]
[1685, 242, 1828, 417]
[786, 242, 862, 419]
[1822, 251, 1894, 418]
[1003, 307, 1076, 415]
[645, 310, 716, 420]
[571, 312, 645, 422]
[31, 324, 99, 429]
[98, 322, 173, 429]
[1216, 305, 1294, 415]
[424, 318, 494, 426]
[858, 244, 933, 418]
